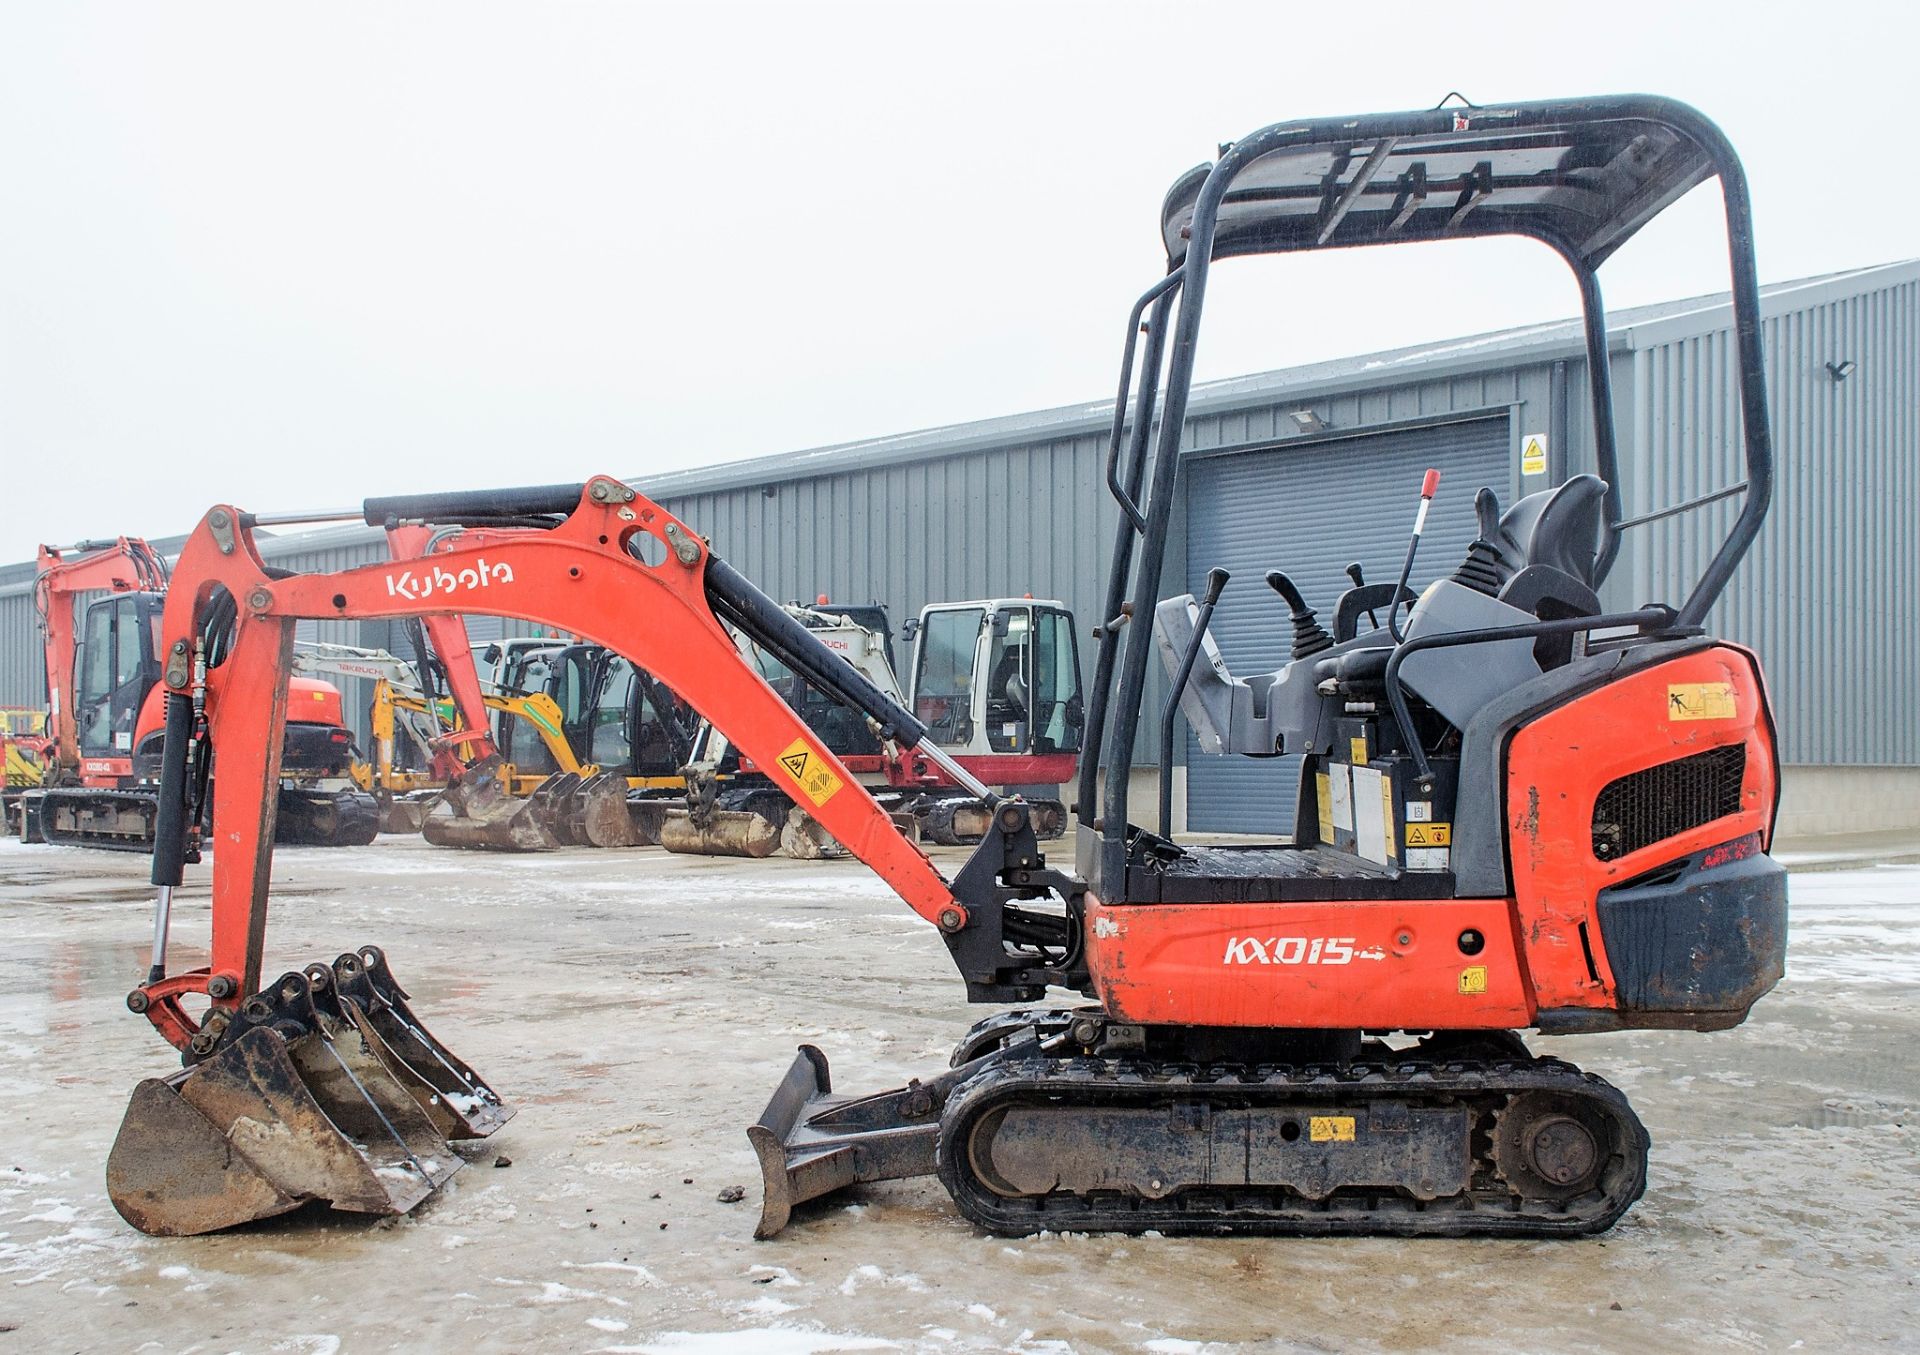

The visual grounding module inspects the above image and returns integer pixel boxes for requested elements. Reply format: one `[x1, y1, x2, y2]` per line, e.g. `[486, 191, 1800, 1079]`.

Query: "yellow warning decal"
[1349, 737, 1369, 767]
[1316, 773, 1334, 843]
[1668, 682, 1736, 721]
[1406, 822, 1451, 848]
[1309, 1115, 1356, 1143]
[1381, 777, 1396, 860]
[1458, 966, 1488, 995]
[1521, 432, 1549, 476]
[776, 737, 844, 808]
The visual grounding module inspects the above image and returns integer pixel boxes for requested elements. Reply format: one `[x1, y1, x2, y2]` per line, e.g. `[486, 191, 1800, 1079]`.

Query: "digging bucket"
[107, 969, 462, 1237]
[658, 806, 781, 858]
[323, 946, 514, 1140]
[421, 757, 559, 851]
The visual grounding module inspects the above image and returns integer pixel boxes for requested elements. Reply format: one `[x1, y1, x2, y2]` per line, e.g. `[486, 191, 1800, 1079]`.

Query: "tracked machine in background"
[669, 596, 1081, 856]
[109, 96, 1785, 1244]
[16, 537, 376, 849]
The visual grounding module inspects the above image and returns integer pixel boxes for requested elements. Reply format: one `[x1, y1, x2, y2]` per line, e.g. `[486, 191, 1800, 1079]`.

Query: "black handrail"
[1104, 268, 1186, 534]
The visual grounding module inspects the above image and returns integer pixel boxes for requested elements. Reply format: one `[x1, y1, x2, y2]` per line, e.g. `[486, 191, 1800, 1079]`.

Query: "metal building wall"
[1609, 271, 1919, 765]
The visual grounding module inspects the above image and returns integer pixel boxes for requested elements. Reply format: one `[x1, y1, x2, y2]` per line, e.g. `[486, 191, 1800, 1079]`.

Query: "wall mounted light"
[1826, 359, 1857, 383]
[1288, 408, 1329, 434]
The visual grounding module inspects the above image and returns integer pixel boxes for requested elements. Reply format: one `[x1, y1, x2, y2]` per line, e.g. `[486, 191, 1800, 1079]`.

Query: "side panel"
[1084, 896, 1532, 1030]
[1506, 646, 1780, 1013]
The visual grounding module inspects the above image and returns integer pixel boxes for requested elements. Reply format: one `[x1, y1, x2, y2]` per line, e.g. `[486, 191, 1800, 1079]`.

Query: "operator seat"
[1478, 473, 1609, 590]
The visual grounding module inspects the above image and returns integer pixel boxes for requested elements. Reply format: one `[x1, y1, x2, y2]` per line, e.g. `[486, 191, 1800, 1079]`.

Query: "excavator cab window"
[982, 609, 1032, 753]
[1031, 607, 1083, 755]
[629, 674, 693, 777]
[74, 593, 159, 758]
[494, 646, 564, 775]
[588, 655, 634, 771]
[912, 607, 983, 746]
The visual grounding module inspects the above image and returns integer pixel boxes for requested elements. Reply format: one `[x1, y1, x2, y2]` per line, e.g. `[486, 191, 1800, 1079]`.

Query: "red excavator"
[106, 95, 1785, 1241]
[17, 536, 377, 849]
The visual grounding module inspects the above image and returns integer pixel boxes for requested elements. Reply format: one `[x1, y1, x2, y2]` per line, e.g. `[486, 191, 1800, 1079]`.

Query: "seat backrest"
[1477, 474, 1609, 589]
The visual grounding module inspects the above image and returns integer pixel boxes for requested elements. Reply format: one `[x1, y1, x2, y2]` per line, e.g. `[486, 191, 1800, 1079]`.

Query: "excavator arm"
[142, 478, 975, 1014]
[108, 477, 1081, 1238]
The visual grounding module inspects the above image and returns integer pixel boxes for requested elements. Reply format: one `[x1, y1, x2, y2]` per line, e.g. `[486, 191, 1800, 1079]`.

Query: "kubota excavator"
[18, 537, 378, 849]
[107, 95, 1785, 1243]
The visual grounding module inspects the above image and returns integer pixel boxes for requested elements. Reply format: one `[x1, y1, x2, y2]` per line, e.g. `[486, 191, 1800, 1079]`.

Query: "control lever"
[1265, 571, 1333, 660]
[1386, 470, 1441, 643]
[1345, 562, 1380, 629]
[1159, 568, 1230, 837]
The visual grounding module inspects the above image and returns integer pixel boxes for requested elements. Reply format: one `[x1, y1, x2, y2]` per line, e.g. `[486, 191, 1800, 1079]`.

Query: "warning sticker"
[1668, 682, 1736, 721]
[1348, 736, 1369, 767]
[1309, 1115, 1356, 1143]
[1521, 432, 1549, 476]
[1316, 772, 1334, 844]
[1406, 822, 1451, 848]
[776, 737, 844, 808]
[1458, 966, 1488, 995]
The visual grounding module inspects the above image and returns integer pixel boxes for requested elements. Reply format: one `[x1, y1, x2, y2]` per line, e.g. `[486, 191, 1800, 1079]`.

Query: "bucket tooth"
[328, 946, 513, 1140]
[659, 807, 780, 858]
[747, 1045, 955, 1239]
[107, 971, 463, 1237]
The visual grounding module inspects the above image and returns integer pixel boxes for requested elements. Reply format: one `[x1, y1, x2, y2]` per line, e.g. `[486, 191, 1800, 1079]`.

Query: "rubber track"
[934, 1052, 1648, 1238]
[38, 788, 158, 852]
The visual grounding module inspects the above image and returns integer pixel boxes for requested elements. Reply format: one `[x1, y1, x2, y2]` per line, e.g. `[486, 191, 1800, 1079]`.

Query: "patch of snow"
[598, 1331, 897, 1355]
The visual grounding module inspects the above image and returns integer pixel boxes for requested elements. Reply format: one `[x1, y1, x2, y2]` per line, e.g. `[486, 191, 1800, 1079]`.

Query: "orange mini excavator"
[108, 95, 1785, 1241]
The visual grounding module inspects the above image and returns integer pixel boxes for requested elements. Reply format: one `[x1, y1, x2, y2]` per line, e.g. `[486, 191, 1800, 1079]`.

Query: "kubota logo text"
[385, 560, 514, 601]
[1222, 936, 1386, 965]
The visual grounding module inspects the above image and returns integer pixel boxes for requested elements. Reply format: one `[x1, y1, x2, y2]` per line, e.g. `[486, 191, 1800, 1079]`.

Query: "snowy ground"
[0, 835, 1914, 1353]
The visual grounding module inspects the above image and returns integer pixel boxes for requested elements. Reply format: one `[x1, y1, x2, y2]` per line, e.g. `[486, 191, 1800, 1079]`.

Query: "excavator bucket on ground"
[420, 755, 559, 851]
[108, 951, 509, 1237]
[658, 803, 781, 857]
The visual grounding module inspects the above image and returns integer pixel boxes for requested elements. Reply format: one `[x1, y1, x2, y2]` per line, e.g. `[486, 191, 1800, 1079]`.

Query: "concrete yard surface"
[0, 835, 1915, 1353]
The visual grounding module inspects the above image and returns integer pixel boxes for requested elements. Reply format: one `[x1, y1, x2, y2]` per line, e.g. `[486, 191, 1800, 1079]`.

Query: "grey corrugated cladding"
[2, 262, 1914, 772]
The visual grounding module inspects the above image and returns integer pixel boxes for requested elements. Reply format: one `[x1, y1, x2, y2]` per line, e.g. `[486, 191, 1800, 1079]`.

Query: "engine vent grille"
[1591, 744, 1746, 860]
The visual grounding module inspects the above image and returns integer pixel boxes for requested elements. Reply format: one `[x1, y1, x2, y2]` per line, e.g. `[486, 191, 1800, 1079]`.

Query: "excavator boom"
[108, 477, 1023, 1235]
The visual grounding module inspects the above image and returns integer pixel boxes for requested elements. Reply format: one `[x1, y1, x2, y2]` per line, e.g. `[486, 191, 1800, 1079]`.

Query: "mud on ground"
[0, 836, 1915, 1353]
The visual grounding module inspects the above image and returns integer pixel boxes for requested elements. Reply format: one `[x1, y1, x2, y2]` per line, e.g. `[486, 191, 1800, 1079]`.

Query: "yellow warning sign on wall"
[776, 737, 844, 808]
[1521, 433, 1549, 476]
[1667, 682, 1737, 721]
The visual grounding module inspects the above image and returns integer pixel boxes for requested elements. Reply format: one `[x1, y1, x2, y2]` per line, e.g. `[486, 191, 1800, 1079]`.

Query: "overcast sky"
[3, 1, 1915, 564]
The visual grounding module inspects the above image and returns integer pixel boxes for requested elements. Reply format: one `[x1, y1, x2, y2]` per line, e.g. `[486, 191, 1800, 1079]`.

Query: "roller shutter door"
[1183, 416, 1511, 833]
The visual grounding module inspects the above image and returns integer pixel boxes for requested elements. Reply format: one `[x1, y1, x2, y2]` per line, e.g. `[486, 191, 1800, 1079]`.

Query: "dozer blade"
[275, 787, 381, 847]
[422, 757, 558, 852]
[107, 971, 463, 1237]
[570, 770, 645, 848]
[748, 1046, 956, 1239]
[324, 946, 514, 1140]
[659, 807, 781, 858]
